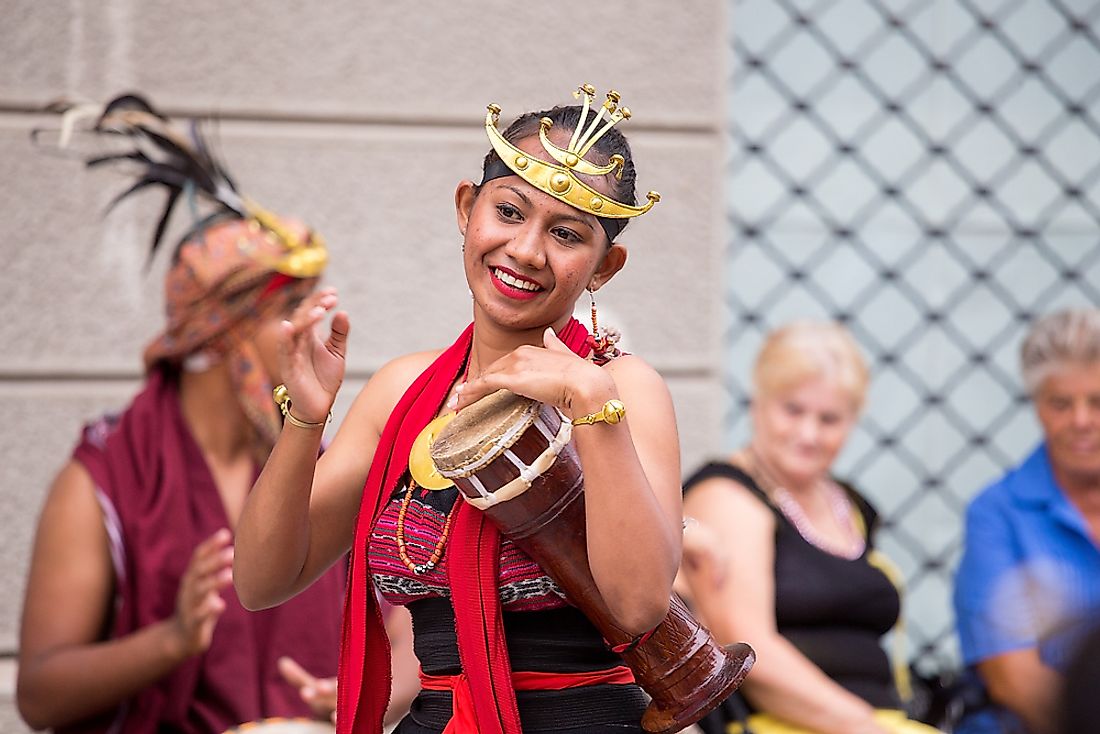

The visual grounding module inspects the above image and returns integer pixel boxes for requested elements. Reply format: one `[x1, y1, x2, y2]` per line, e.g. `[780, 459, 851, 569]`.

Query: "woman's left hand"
[277, 655, 337, 723]
[453, 328, 614, 419]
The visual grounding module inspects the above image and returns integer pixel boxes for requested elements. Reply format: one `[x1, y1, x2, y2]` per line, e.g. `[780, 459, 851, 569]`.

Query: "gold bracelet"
[272, 384, 331, 430]
[570, 399, 626, 427]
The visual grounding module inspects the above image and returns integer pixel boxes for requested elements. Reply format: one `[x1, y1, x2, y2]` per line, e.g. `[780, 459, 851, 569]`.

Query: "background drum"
[221, 717, 334, 734]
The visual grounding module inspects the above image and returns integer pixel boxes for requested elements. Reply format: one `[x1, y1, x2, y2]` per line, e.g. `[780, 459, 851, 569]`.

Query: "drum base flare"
[642, 641, 756, 734]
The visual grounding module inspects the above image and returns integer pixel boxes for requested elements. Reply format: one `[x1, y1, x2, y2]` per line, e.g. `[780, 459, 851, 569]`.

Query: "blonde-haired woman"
[681, 321, 938, 734]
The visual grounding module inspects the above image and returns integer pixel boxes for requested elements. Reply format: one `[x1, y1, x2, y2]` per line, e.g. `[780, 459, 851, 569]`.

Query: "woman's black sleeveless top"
[684, 462, 902, 711]
[393, 597, 648, 733]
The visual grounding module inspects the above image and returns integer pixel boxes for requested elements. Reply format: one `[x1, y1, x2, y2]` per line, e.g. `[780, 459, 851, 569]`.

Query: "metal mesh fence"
[724, 0, 1100, 676]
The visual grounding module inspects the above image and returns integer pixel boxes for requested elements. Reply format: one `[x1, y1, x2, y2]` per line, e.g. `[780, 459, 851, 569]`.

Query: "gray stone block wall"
[0, 2, 728, 729]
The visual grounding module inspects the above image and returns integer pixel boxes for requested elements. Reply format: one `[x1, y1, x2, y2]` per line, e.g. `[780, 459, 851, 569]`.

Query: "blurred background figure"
[953, 308, 1100, 734]
[721, 1, 1100, 697]
[15, 96, 346, 732]
[1058, 622, 1100, 734]
[680, 321, 939, 734]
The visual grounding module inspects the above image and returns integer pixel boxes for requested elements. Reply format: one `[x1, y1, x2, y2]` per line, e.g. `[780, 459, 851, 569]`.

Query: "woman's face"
[1034, 362, 1100, 481]
[752, 376, 858, 487]
[456, 134, 626, 334]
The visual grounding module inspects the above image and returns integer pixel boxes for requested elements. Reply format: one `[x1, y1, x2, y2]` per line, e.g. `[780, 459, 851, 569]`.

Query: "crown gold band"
[245, 201, 329, 278]
[483, 84, 659, 236]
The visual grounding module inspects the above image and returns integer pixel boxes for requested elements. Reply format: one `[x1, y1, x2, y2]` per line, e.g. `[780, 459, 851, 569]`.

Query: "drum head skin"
[431, 389, 540, 474]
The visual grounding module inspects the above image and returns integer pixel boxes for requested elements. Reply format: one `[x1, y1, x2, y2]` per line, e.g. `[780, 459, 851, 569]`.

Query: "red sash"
[418, 666, 636, 733]
[336, 319, 592, 733]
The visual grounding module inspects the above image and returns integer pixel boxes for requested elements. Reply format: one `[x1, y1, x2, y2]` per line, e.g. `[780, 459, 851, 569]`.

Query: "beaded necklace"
[395, 479, 458, 574]
[745, 446, 865, 561]
[395, 356, 475, 575]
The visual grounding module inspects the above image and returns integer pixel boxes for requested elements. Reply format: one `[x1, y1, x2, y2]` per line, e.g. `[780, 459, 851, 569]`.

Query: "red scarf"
[336, 319, 592, 733]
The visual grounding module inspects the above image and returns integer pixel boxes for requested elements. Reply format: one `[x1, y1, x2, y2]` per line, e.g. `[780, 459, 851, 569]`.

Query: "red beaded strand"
[396, 479, 459, 575]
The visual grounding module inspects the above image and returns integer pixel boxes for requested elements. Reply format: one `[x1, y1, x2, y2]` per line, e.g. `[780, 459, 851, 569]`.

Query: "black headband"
[480, 158, 627, 243]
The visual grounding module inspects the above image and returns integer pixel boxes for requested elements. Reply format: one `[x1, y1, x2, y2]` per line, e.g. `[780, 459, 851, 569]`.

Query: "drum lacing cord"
[607, 626, 658, 655]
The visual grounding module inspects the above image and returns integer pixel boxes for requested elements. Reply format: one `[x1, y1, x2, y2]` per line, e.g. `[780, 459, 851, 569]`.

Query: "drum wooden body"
[431, 390, 755, 734]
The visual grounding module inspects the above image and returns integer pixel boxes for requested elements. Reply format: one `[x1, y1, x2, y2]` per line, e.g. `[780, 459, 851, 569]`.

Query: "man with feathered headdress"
[17, 95, 345, 733]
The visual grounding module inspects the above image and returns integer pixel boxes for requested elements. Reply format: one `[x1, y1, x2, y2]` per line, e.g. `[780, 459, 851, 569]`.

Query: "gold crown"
[484, 84, 660, 221]
[244, 200, 329, 278]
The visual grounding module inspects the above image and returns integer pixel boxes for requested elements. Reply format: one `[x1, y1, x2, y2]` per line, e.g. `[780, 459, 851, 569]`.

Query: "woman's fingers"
[180, 533, 230, 590]
[456, 344, 601, 413]
[453, 371, 513, 409]
[279, 657, 338, 716]
[542, 327, 572, 354]
[174, 529, 232, 656]
[196, 589, 226, 619]
[325, 311, 351, 359]
[457, 349, 540, 408]
[284, 289, 340, 349]
[194, 527, 232, 556]
[194, 593, 226, 648]
[177, 531, 233, 626]
[184, 547, 233, 597]
[191, 541, 233, 578]
[287, 289, 331, 329]
[275, 289, 347, 416]
[309, 676, 338, 713]
[174, 580, 228, 656]
[277, 655, 315, 688]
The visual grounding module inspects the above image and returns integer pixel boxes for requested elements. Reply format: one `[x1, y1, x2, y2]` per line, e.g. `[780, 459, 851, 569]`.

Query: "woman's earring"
[588, 287, 599, 336]
[586, 286, 621, 364]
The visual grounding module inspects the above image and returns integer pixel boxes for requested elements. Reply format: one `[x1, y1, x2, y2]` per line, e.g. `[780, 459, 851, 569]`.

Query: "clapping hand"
[170, 528, 234, 657]
[277, 288, 350, 424]
[278, 655, 338, 723]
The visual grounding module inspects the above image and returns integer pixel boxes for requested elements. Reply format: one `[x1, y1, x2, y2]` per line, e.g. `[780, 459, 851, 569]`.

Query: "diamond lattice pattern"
[725, 0, 1100, 672]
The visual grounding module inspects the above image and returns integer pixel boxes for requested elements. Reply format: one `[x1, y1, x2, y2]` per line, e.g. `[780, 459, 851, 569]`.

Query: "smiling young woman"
[232, 85, 687, 734]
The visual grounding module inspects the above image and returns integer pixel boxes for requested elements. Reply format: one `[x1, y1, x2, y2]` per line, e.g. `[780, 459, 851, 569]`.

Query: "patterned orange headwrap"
[144, 217, 319, 452]
[36, 93, 330, 455]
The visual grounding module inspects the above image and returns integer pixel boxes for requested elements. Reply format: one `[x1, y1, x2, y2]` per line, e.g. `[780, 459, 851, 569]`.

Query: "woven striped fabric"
[370, 484, 569, 612]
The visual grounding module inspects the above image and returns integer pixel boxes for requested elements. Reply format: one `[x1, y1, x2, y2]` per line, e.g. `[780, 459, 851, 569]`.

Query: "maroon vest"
[66, 369, 344, 734]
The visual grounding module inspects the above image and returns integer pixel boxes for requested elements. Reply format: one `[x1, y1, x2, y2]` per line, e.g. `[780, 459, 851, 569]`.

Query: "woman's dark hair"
[481, 104, 639, 236]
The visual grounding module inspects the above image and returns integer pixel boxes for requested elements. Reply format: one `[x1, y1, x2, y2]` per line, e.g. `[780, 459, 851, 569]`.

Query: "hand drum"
[431, 389, 755, 734]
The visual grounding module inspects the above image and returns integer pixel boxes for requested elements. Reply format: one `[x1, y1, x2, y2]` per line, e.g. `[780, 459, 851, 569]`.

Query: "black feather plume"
[35, 93, 247, 263]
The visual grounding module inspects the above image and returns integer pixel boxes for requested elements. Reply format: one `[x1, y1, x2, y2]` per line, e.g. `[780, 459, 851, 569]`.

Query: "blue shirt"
[953, 444, 1100, 734]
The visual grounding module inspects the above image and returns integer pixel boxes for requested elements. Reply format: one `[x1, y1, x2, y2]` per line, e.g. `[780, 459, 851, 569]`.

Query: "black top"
[395, 597, 648, 734]
[684, 461, 902, 712]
